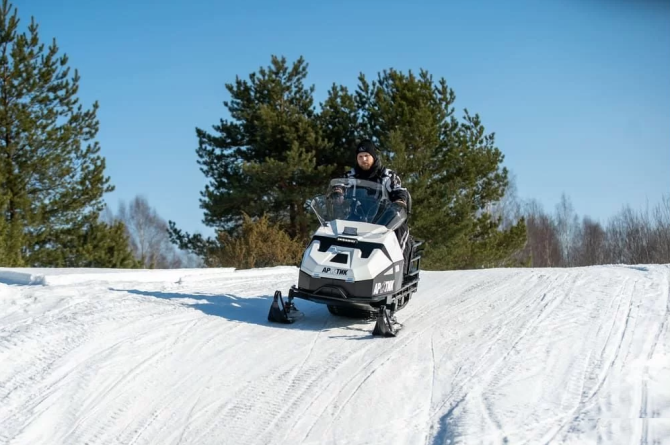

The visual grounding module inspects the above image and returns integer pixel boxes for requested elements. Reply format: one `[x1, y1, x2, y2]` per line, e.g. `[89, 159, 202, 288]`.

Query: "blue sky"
[13, 0, 670, 237]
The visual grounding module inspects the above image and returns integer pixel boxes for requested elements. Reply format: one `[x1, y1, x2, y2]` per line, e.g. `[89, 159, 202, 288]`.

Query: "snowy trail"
[0, 264, 668, 444]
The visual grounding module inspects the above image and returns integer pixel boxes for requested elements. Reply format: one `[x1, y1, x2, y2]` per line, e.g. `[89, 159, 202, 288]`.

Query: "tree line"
[1, 0, 667, 270]
[167, 54, 528, 269]
[504, 186, 670, 268]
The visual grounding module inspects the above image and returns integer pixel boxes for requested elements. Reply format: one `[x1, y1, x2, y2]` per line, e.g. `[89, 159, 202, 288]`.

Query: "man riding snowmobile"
[331, 139, 412, 270]
[267, 139, 423, 337]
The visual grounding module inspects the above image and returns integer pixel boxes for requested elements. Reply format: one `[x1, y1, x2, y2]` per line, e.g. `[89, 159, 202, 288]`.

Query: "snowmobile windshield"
[309, 178, 407, 230]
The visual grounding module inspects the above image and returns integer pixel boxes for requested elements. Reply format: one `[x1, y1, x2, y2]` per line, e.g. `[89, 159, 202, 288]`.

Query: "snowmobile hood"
[328, 219, 388, 238]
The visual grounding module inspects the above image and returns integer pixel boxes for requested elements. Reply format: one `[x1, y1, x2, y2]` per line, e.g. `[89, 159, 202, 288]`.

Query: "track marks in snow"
[640, 269, 670, 445]
[267, 272, 527, 444]
[538, 267, 670, 445]
[543, 277, 636, 443]
[192, 325, 354, 445]
[423, 267, 670, 445]
[428, 270, 584, 442]
[0, 288, 155, 441]
[0, 278, 253, 445]
[401, 270, 553, 441]
[3, 265, 670, 445]
[423, 334, 438, 445]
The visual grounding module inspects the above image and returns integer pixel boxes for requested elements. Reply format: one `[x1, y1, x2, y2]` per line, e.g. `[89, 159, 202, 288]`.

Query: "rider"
[331, 139, 412, 267]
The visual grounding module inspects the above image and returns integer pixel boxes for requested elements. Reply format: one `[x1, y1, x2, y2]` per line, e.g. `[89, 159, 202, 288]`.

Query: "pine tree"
[316, 83, 365, 171]
[348, 68, 527, 268]
[47, 215, 140, 268]
[0, 189, 8, 260]
[170, 56, 343, 260]
[173, 55, 526, 269]
[0, 0, 135, 267]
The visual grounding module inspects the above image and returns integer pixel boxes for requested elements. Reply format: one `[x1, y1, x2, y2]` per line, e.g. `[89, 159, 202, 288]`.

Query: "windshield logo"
[337, 237, 357, 244]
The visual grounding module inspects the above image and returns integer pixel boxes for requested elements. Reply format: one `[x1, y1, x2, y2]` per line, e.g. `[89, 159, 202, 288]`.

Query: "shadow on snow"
[110, 287, 379, 338]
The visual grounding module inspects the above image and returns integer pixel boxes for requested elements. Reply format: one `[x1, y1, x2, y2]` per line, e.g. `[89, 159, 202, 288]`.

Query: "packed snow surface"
[1, 264, 669, 444]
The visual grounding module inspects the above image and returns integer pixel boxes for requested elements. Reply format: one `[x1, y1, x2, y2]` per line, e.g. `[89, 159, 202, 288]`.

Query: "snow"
[0, 267, 236, 286]
[1, 263, 669, 445]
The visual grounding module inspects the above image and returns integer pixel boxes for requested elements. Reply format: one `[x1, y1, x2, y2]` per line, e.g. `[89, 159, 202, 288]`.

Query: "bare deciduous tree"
[490, 171, 524, 231]
[520, 199, 562, 267]
[554, 193, 579, 267]
[609, 205, 650, 264]
[606, 197, 670, 265]
[652, 195, 670, 262]
[574, 216, 606, 266]
[106, 195, 203, 268]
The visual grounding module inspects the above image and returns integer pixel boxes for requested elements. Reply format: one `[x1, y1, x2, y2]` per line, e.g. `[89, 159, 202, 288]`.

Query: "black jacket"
[345, 159, 410, 205]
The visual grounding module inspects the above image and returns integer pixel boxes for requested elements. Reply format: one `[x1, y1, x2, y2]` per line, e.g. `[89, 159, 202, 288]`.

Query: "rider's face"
[357, 152, 374, 170]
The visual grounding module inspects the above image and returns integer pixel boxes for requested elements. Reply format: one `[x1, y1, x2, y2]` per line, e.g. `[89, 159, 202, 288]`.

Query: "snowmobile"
[268, 177, 424, 337]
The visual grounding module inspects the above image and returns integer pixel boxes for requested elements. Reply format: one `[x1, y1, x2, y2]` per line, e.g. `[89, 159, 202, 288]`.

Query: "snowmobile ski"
[267, 290, 303, 324]
[372, 306, 402, 337]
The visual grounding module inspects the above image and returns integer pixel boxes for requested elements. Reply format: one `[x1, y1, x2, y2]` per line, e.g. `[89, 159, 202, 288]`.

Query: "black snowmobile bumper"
[289, 275, 419, 309]
[288, 285, 386, 309]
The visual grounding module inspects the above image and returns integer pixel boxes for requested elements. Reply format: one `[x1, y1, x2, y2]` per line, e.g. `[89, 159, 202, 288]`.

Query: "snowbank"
[0, 267, 237, 286]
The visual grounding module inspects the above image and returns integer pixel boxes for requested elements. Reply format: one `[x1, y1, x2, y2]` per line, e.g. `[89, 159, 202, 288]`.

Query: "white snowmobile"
[268, 177, 423, 337]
